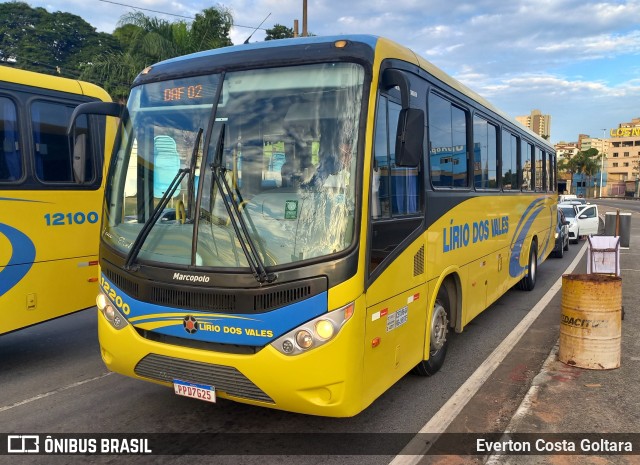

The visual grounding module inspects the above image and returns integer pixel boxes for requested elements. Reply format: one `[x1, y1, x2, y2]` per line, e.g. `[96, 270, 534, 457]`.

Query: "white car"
[558, 203, 599, 243]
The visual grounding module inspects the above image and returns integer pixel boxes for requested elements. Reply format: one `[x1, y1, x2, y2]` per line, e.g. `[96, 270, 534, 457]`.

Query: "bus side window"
[535, 147, 543, 191]
[0, 97, 21, 182]
[428, 92, 468, 188]
[521, 141, 534, 191]
[501, 131, 519, 190]
[473, 116, 498, 189]
[369, 94, 423, 273]
[32, 100, 95, 184]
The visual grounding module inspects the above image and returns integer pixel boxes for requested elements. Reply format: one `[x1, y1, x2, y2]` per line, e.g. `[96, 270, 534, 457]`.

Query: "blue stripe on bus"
[508, 198, 546, 278]
[0, 223, 36, 296]
[101, 274, 328, 346]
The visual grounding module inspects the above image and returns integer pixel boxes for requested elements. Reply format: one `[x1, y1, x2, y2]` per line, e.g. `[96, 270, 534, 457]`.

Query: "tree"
[571, 148, 601, 198]
[80, 6, 234, 101]
[0, 2, 121, 77]
[265, 24, 295, 40]
[191, 6, 234, 50]
[557, 155, 576, 194]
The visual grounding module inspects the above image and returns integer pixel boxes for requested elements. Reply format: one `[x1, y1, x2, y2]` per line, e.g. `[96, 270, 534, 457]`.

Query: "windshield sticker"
[284, 200, 298, 219]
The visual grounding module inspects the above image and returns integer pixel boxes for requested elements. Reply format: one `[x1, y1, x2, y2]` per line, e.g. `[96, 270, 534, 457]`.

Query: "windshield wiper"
[186, 128, 203, 221]
[210, 125, 276, 284]
[124, 167, 189, 271]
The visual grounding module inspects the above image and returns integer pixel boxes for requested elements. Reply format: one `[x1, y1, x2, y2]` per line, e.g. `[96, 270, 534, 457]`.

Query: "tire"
[517, 242, 537, 291]
[572, 228, 580, 244]
[412, 287, 450, 376]
[563, 235, 569, 251]
[555, 243, 564, 258]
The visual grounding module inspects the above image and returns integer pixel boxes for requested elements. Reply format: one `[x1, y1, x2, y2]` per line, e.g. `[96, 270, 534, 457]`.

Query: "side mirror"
[395, 108, 424, 167]
[381, 69, 410, 108]
[67, 101, 124, 184]
[67, 101, 123, 128]
[381, 69, 424, 168]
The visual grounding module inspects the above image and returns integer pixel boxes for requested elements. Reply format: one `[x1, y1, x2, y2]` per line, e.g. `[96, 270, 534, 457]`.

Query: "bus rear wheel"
[517, 242, 537, 291]
[412, 288, 450, 377]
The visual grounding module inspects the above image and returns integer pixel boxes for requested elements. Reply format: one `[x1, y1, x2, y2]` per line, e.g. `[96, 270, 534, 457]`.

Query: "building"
[607, 117, 640, 196]
[579, 135, 609, 155]
[515, 109, 551, 139]
[554, 141, 579, 194]
[555, 141, 579, 159]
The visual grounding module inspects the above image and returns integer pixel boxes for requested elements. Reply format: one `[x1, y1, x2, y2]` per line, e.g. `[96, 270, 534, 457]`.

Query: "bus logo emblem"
[183, 315, 198, 334]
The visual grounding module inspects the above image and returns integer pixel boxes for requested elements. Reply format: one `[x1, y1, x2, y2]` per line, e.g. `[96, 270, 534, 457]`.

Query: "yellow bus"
[72, 35, 556, 417]
[0, 67, 115, 334]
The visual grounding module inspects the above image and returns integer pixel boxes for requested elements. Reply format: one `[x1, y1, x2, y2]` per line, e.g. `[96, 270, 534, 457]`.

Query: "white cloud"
[19, 0, 640, 142]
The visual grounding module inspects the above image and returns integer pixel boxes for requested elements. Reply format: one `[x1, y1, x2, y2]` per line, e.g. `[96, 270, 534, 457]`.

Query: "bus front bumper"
[97, 306, 366, 417]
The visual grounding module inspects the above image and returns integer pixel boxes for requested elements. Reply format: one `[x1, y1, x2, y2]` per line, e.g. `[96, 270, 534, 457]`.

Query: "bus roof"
[0, 65, 111, 102]
[134, 34, 552, 150]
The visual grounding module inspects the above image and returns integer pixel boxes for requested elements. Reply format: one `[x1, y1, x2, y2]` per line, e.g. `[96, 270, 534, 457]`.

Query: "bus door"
[363, 68, 427, 400]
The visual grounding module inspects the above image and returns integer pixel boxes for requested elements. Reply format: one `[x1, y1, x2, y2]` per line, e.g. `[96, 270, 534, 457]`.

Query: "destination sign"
[140, 75, 219, 107]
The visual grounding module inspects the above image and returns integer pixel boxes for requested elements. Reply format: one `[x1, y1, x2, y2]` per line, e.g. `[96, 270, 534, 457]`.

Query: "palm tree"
[80, 7, 233, 101]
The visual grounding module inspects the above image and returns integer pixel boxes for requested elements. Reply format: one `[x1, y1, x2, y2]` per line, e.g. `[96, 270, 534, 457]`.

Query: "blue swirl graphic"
[509, 199, 545, 278]
[0, 223, 36, 296]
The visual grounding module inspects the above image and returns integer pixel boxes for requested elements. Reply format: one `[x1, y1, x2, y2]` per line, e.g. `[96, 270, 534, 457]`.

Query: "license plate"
[173, 379, 216, 403]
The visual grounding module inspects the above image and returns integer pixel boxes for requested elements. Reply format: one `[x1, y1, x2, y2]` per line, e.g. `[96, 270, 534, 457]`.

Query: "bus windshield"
[104, 62, 364, 270]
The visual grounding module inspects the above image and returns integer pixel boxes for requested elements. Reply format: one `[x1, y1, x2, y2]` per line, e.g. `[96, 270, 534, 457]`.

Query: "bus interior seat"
[153, 135, 180, 198]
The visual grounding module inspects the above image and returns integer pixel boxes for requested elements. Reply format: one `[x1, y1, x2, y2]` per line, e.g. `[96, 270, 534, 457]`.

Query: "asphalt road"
[0, 210, 599, 465]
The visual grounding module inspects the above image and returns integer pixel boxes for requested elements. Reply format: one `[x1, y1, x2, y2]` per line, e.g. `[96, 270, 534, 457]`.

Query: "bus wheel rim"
[430, 303, 448, 352]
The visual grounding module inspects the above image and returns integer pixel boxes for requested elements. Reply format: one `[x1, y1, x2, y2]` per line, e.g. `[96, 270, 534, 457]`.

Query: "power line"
[97, 0, 267, 30]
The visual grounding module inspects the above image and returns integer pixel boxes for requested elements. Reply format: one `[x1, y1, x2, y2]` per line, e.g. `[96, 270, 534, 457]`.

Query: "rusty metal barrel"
[559, 274, 622, 370]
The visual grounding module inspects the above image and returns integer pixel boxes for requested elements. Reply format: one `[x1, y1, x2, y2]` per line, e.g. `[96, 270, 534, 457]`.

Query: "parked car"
[552, 208, 570, 258]
[559, 194, 578, 203]
[559, 198, 587, 206]
[558, 203, 600, 243]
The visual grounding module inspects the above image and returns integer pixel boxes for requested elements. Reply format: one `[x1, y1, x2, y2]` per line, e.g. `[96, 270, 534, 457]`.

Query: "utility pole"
[599, 128, 606, 198]
[302, 0, 308, 37]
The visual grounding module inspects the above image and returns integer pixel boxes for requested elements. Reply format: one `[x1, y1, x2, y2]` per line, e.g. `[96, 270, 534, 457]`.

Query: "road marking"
[388, 243, 588, 464]
[0, 372, 113, 413]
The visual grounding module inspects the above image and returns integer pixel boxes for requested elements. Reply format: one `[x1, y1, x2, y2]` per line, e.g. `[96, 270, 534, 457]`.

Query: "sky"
[15, 0, 640, 144]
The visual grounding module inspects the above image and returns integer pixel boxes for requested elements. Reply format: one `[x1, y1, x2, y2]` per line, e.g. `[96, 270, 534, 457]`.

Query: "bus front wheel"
[412, 287, 450, 377]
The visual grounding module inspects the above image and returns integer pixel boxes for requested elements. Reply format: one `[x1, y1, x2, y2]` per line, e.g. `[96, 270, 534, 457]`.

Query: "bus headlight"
[315, 320, 334, 340]
[296, 330, 314, 349]
[271, 302, 354, 356]
[96, 292, 129, 330]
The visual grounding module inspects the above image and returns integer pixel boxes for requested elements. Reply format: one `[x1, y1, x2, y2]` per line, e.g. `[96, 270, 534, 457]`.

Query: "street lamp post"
[599, 128, 606, 198]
